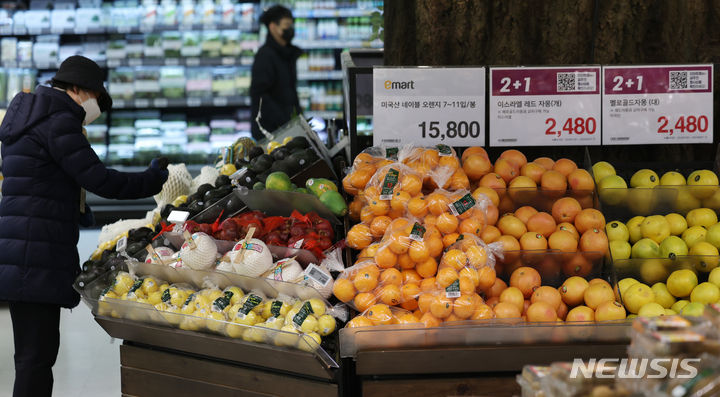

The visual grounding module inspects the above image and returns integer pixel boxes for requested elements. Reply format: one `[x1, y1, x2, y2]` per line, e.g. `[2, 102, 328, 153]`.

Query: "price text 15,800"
[419, 121, 482, 140]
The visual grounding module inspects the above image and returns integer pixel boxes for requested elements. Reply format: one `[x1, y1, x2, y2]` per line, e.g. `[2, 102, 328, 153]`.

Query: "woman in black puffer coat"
[0, 56, 168, 397]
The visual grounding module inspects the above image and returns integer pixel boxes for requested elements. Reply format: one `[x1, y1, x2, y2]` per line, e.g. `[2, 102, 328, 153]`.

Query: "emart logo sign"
[571, 358, 701, 379]
[384, 80, 415, 90]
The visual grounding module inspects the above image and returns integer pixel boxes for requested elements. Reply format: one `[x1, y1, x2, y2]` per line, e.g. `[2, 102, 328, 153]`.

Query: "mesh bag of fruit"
[398, 144, 470, 192]
[435, 234, 504, 298]
[154, 163, 193, 208]
[342, 146, 396, 196]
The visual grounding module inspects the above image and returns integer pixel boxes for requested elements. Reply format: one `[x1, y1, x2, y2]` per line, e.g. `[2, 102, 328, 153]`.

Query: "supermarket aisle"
[0, 229, 119, 397]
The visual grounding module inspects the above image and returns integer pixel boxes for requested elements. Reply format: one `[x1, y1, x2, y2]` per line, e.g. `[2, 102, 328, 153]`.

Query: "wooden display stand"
[349, 342, 629, 397]
[96, 316, 341, 397]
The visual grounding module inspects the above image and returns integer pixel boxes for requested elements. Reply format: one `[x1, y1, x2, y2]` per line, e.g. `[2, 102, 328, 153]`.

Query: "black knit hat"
[53, 55, 112, 112]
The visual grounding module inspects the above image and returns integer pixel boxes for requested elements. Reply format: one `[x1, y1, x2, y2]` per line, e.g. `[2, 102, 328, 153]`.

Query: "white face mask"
[81, 97, 101, 125]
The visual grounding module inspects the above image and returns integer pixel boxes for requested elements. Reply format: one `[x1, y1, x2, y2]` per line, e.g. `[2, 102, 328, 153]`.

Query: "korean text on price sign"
[602, 65, 713, 145]
[373, 67, 486, 147]
[489, 66, 602, 146]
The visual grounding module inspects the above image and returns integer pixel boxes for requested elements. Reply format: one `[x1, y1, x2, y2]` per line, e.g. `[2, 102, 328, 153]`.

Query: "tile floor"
[0, 229, 120, 397]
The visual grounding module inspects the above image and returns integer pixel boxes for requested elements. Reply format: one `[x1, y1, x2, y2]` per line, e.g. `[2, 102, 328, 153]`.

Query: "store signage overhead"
[373, 67, 486, 146]
[602, 64, 713, 145]
[489, 66, 602, 147]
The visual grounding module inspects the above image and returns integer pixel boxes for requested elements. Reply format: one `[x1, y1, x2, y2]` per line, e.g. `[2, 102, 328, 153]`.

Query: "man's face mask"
[281, 26, 295, 43]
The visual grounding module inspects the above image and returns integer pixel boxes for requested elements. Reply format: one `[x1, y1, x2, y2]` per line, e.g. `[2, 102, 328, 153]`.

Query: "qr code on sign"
[557, 73, 576, 92]
[670, 71, 688, 89]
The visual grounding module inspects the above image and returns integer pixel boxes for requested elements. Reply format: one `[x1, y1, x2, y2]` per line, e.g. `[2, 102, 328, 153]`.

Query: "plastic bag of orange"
[438, 234, 504, 296]
[415, 287, 495, 324]
[419, 188, 492, 239]
[342, 147, 395, 196]
[398, 144, 469, 191]
[345, 305, 420, 328]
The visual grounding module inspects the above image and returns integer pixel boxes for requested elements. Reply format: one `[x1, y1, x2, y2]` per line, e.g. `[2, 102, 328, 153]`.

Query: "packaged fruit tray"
[338, 319, 630, 358]
[592, 156, 720, 219]
[83, 265, 341, 373]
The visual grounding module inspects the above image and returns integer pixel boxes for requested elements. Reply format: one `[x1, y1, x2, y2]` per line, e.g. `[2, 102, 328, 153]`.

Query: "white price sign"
[373, 67, 485, 146]
[489, 66, 602, 146]
[602, 65, 713, 145]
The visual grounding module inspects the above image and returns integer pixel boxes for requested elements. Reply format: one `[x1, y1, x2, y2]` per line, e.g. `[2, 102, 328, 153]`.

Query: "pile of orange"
[345, 265, 628, 327]
[341, 146, 615, 329]
[464, 148, 596, 214]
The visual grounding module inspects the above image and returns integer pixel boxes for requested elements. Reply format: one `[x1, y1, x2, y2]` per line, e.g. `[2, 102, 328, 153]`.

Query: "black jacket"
[0, 86, 167, 308]
[250, 35, 302, 140]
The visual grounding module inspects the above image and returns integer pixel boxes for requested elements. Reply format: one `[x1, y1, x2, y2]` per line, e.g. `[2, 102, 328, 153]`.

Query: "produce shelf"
[111, 96, 251, 109]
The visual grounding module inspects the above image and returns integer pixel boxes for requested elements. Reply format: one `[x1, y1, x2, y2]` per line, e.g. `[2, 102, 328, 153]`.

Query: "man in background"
[250, 5, 302, 141]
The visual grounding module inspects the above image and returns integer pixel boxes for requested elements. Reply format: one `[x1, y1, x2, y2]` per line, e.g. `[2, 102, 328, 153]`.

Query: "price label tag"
[213, 97, 229, 107]
[114, 99, 126, 108]
[168, 210, 190, 224]
[304, 263, 332, 287]
[116, 236, 128, 252]
[186, 57, 200, 66]
[373, 67, 486, 146]
[153, 98, 169, 108]
[165, 58, 180, 66]
[187, 97, 202, 107]
[107, 59, 121, 68]
[602, 64, 713, 145]
[489, 66, 601, 147]
[118, 26, 131, 34]
[221, 57, 235, 66]
[128, 58, 142, 67]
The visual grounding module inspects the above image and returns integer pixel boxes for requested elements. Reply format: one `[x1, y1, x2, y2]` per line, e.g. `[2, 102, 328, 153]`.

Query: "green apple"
[630, 169, 660, 188]
[660, 171, 687, 186]
[606, 221, 630, 242]
[627, 216, 646, 244]
[687, 170, 719, 199]
[592, 161, 616, 184]
[598, 175, 628, 205]
[659, 236, 689, 259]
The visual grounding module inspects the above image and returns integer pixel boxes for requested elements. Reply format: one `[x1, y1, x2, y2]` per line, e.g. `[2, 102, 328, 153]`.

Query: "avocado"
[126, 241, 147, 257]
[217, 184, 233, 196]
[249, 154, 273, 173]
[215, 175, 231, 187]
[256, 170, 271, 183]
[226, 195, 245, 214]
[319, 190, 348, 217]
[196, 205, 223, 224]
[234, 159, 249, 170]
[305, 148, 319, 162]
[161, 204, 175, 219]
[187, 192, 201, 203]
[205, 197, 221, 208]
[265, 172, 293, 191]
[236, 169, 257, 188]
[197, 183, 214, 198]
[253, 181, 265, 190]
[188, 200, 205, 214]
[248, 146, 264, 160]
[286, 136, 310, 150]
[272, 147, 290, 161]
[129, 227, 155, 243]
[288, 151, 311, 169]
